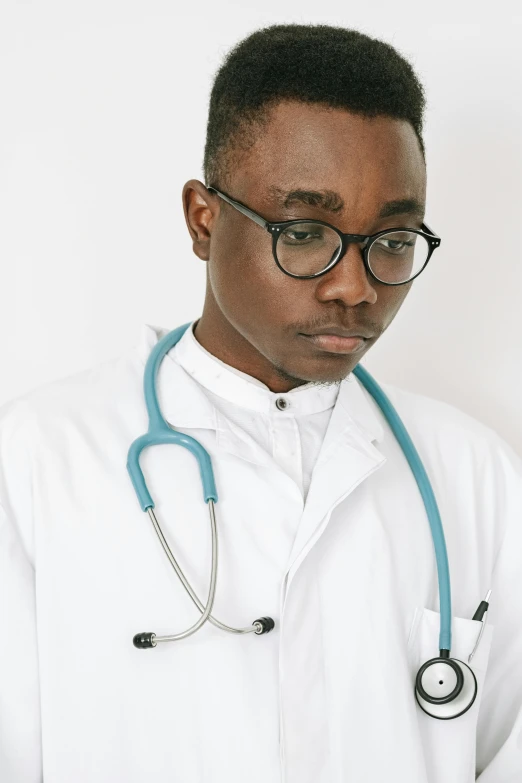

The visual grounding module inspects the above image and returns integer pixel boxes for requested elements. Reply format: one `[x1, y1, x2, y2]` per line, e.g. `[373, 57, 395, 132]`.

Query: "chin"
[276, 357, 356, 386]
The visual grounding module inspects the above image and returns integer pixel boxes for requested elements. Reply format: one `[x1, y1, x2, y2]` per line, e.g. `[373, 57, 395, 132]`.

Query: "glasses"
[207, 186, 441, 286]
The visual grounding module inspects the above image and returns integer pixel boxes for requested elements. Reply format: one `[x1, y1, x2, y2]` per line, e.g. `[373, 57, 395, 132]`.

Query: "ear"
[182, 180, 220, 261]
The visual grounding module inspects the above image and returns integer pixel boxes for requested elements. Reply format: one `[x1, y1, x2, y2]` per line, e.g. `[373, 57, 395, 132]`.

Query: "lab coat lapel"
[284, 373, 388, 580]
[214, 413, 276, 469]
[153, 330, 282, 470]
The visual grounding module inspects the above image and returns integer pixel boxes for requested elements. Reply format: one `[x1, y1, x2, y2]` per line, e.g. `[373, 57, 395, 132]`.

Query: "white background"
[1, 1, 521, 452]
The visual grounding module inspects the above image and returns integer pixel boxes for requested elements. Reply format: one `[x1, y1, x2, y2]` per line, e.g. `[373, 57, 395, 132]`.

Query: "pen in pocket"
[468, 589, 492, 663]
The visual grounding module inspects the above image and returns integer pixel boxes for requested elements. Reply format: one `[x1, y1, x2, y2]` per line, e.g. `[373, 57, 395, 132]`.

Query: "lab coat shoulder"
[0, 348, 144, 555]
[379, 380, 512, 459]
[377, 381, 522, 779]
[378, 379, 522, 576]
[378, 380, 522, 506]
[0, 344, 143, 423]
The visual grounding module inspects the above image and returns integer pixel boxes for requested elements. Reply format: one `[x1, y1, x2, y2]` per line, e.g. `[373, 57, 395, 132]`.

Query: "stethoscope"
[127, 321, 489, 720]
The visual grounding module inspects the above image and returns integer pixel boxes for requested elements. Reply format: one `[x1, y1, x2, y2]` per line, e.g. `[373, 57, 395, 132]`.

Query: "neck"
[193, 301, 308, 394]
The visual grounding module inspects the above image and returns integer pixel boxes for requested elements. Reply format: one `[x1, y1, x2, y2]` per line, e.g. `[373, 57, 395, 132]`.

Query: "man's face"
[183, 100, 427, 392]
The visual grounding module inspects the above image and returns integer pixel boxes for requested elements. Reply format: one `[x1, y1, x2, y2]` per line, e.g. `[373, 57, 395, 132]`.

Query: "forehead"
[231, 100, 426, 216]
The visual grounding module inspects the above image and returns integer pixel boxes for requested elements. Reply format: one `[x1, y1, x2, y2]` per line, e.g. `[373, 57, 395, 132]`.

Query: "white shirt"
[1, 319, 522, 783]
[171, 319, 338, 500]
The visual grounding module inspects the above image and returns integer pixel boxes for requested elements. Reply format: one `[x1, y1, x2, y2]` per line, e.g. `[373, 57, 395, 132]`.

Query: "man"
[1, 22, 521, 783]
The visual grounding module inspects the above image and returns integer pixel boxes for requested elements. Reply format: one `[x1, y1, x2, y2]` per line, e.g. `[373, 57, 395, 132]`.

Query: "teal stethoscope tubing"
[352, 363, 452, 652]
[127, 322, 452, 653]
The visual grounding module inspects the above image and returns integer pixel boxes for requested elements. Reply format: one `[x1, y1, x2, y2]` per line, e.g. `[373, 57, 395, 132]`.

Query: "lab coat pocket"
[407, 607, 495, 783]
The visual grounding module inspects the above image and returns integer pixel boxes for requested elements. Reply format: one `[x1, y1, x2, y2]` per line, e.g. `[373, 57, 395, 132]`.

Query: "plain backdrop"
[1, 1, 521, 453]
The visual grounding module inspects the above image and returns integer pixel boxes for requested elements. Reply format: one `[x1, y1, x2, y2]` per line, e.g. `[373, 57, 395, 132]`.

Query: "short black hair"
[203, 24, 426, 191]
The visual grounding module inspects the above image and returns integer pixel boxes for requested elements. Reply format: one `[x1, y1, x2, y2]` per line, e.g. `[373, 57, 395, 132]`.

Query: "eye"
[374, 235, 416, 254]
[279, 223, 326, 245]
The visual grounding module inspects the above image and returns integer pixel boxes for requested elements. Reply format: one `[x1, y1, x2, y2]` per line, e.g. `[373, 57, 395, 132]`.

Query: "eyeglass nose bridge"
[286, 231, 373, 286]
[332, 232, 372, 267]
[340, 232, 372, 248]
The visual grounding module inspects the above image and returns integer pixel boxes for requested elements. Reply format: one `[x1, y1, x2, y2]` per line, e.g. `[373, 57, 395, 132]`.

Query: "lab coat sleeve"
[0, 400, 42, 782]
[475, 436, 522, 780]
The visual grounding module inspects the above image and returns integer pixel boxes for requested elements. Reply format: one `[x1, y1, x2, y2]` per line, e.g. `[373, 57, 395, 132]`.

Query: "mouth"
[298, 333, 369, 354]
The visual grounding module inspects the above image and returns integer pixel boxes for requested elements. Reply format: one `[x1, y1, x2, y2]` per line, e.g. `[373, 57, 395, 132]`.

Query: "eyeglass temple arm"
[208, 187, 441, 245]
[422, 222, 440, 241]
[207, 187, 268, 230]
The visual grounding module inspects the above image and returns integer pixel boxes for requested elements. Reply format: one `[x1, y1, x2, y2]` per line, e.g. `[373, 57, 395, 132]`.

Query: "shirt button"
[275, 397, 289, 411]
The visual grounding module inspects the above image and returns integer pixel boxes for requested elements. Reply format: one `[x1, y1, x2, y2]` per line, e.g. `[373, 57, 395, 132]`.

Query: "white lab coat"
[1, 322, 521, 783]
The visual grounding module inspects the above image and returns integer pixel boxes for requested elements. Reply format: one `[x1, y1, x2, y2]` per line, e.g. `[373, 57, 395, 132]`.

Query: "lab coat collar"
[135, 322, 385, 460]
[172, 319, 340, 417]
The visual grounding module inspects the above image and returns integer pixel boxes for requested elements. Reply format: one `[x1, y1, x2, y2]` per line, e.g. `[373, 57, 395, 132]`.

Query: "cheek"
[380, 284, 412, 328]
[208, 227, 303, 326]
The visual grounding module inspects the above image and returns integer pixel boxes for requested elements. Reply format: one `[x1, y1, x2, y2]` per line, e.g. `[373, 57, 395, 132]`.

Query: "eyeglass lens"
[276, 223, 430, 283]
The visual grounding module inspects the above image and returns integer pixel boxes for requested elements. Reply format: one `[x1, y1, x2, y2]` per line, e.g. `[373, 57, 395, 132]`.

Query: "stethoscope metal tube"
[143, 502, 270, 642]
[144, 500, 218, 644]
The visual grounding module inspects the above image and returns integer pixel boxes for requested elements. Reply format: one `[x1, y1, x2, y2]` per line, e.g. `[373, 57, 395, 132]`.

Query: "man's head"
[182, 24, 429, 392]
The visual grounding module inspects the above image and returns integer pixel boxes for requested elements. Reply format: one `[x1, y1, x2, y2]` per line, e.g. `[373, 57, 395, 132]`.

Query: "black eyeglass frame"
[207, 186, 441, 286]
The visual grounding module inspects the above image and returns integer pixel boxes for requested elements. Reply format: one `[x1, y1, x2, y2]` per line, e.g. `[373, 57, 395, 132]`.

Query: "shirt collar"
[170, 319, 339, 417]
[134, 321, 384, 443]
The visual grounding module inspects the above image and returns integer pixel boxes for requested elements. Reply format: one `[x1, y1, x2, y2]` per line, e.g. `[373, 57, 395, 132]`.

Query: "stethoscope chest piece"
[415, 656, 478, 719]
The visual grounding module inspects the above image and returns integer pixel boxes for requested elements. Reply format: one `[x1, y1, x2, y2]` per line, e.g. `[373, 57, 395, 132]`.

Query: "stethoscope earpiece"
[415, 656, 478, 719]
[133, 632, 157, 649]
[253, 617, 275, 634]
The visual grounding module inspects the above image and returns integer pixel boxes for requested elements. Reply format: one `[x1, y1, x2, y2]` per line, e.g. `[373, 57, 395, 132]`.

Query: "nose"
[314, 242, 378, 306]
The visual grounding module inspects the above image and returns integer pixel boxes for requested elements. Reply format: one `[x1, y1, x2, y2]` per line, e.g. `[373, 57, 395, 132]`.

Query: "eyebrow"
[269, 186, 345, 213]
[378, 199, 425, 220]
[268, 186, 425, 220]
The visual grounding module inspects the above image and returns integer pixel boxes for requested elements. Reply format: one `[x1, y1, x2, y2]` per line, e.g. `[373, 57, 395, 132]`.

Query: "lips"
[299, 333, 369, 354]
[302, 327, 375, 339]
